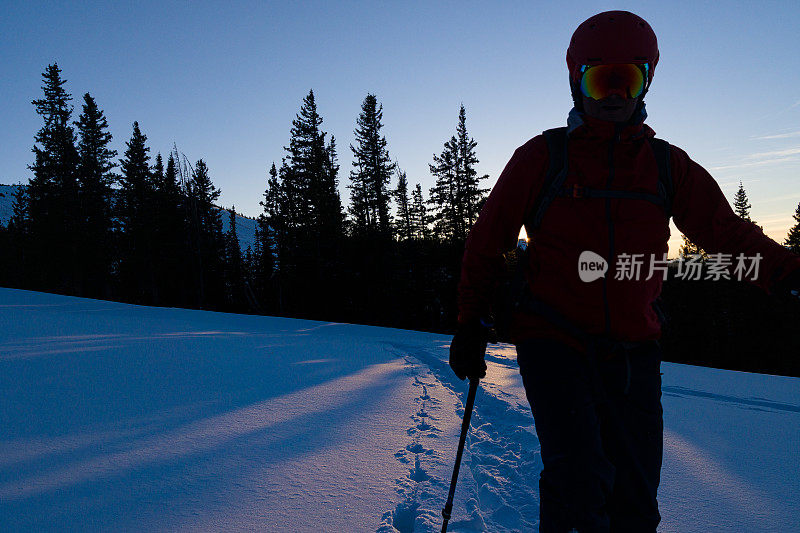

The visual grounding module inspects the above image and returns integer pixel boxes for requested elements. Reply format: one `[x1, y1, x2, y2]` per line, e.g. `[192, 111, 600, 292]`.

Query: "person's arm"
[457, 136, 549, 324]
[669, 145, 800, 292]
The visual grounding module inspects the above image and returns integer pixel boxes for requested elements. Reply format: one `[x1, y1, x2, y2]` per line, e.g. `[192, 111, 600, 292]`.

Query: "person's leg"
[516, 338, 616, 533]
[597, 343, 663, 532]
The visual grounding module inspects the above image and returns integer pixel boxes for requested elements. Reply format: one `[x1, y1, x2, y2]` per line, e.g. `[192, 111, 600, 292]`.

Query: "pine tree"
[165, 152, 183, 199]
[224, 206, 245, 309]
[74, 92, 117, 298]
[256, 163, 281, 311]
[732, 180, 764, 231]
[429, 105, 488, 243]
[252, 217, 274, 310]
[7, 185, 30, 240]
[0, 217, 7, 287]
[274, 90, 345, 317]
[9, 185, 30, 232]
[349, 93, 396, 237]
[429, 135, 459, 241]
[260, 163, 283, 256]
[75, 93, 116, 190]
[733, 181, 752, 221]
[170, 147, 204, 307]
[454, 104, 489, 232]
[28, 63, 81, 293]
[117, 121, 157, 303]
[118, 122, 153, 223]
[151, 153, 165, 191]
[393, 168, 413, 241]
[150, 153, 167, 300]
[283, 89, 342, 234]
[4, 185, 30, 288]
[410, 183, 430, 241]
[151, 152, 190, 306]
[320, 134, 344, 239]
[243, 244, 255, 289]
[186, 159, 226, 308]
[785, 201, 800, 254]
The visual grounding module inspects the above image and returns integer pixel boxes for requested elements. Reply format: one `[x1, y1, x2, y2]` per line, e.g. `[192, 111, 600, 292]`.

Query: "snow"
[219, 210, 257, 253]
[0, 184, 23, 224]
[0, 287, 798, 532]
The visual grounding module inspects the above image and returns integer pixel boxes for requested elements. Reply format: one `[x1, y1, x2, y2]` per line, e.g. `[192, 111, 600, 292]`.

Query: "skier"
[449, 10, 800, 532]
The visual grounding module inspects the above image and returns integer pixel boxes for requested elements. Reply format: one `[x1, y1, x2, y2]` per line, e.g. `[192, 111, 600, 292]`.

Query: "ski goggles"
[579, 63, 649, 100]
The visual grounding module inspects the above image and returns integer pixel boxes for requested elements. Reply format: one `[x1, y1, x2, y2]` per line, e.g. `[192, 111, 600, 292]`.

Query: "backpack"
[527, 126, 673, 230]
[492, 127, 674, 338]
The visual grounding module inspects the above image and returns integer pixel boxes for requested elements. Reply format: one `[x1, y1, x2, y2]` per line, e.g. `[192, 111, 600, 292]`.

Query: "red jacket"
[458, 110, 800, 346]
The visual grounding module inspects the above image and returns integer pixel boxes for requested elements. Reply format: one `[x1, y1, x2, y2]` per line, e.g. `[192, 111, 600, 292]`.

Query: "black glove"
[449, 317, 497, 381]
[774, 268, 800, 300]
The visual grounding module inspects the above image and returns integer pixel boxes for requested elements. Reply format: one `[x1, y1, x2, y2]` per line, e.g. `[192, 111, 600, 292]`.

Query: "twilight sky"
[2, 1, 799, 256]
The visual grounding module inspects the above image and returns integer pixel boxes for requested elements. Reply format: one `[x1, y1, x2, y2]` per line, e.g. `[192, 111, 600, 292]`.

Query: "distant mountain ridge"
[0, 184, 257, 252]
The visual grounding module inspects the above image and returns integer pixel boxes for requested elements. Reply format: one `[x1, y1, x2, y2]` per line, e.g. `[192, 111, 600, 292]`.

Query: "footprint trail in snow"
[379, 345, 542, 533]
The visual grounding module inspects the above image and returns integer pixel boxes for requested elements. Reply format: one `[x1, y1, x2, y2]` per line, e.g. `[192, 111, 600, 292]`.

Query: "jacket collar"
[566, 103, 655, 141]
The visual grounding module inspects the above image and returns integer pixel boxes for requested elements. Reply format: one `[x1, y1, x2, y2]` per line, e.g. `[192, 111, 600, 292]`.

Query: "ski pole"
[441, 377, 479, 533]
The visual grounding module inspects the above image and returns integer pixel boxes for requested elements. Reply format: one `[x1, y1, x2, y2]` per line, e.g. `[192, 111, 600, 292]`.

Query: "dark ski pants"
[516, 338, 663, 533]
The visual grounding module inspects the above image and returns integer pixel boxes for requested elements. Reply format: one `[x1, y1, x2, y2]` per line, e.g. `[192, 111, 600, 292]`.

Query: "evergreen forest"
[2, 64, 800, 376]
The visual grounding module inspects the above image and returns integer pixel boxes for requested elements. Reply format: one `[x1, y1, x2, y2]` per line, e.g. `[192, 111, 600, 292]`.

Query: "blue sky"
[2, 1, 799, 255]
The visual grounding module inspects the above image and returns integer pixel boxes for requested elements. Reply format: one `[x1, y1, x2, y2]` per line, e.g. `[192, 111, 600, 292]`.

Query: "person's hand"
[774, 268, 800, 300]
[449, 317, 497, 381]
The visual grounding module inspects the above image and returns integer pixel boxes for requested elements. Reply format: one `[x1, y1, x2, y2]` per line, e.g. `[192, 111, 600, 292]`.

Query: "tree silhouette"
[272, 90, 345, 317]
[225, 206, 246, 310]
[28, 63, 80, 293]
[393, 168, 413, 241]
[733, 181, 752, 221]
[152, 152, 190, 306]
[429, 104, 487, 243]
[349, 93, 395, 238]
[74, 92, 116, 298]
[1, 185, 30, 288]
[411, 183, 431, 241]
[253, 163, 280, 312]
[785, 201, 800, 254]
[117, 121, 156, 303]
[185, 159, 226, 309]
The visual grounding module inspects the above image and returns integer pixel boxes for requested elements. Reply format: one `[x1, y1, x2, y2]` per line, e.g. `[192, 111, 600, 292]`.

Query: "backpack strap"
[552, 137, 673, 215]
[647, 137, 673, 218]
[526, 127, 569, 231]
[526, 131, 674, 229]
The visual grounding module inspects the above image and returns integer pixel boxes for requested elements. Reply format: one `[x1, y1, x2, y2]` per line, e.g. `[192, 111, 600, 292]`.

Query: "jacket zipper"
[602, 128, 621, 336]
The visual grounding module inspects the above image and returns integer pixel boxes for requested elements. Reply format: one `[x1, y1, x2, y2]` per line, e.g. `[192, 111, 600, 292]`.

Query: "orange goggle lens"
[580, 63, 648, 100]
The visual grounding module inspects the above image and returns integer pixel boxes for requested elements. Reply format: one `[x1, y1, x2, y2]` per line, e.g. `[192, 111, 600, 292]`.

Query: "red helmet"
[567, 11, 659, 85]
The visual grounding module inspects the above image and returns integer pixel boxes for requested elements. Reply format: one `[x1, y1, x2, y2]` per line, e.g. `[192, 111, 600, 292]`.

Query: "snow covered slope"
[0, 288, 798, 532]
[0, 184, 23, 224]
